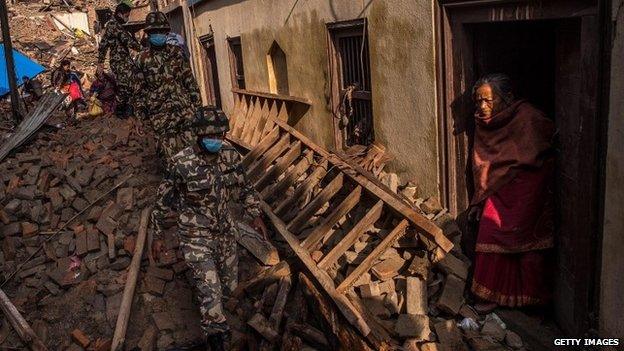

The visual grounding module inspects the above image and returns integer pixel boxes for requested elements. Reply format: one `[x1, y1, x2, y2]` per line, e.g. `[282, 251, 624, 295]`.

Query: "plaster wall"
[187, 0, 440, 196]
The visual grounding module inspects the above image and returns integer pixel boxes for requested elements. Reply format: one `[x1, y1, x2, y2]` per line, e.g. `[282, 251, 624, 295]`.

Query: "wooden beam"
[337, 219, 409, 292]
[298, 273, 373, 351]
[274, 159, 328, 217]
[231, 95, 250, 138]
[262, 150, 313, 201]
[242, 126, 280, 168]
[269, 276, 292, 327]
[231, 88, 312, 105]
[247, 133, 290, 181]
[250, 100, 271, 146]
[261, 202, 371, 336]
[301, 186, 362, 251]
[255, 140, 302, 191]
[232, 261, 290, 299]
[287, 173, 344, 234]
[0, 289, 48, 351]
[236, 221, 280, 266]
[111, 206, 152, 351]
[318, 200, 384, 270]
[240, 97, 262, 143]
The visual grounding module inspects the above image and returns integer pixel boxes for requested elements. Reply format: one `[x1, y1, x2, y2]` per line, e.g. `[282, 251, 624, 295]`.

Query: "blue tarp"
[0, 44, 46, 96]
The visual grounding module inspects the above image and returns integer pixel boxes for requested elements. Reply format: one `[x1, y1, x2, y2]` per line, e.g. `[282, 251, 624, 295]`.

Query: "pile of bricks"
[0, 117, 210, 350]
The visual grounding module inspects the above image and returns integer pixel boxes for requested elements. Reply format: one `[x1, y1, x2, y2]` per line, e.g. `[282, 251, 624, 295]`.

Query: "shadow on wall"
[327, 0, 376, 21]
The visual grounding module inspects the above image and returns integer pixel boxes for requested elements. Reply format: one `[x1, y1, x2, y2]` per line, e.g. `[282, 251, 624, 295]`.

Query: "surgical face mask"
[200, 137, 223, 153]
[149, 33, 167, 47]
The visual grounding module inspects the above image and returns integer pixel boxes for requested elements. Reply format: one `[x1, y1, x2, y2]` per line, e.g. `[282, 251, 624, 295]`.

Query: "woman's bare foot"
[474, 302, 498, 314]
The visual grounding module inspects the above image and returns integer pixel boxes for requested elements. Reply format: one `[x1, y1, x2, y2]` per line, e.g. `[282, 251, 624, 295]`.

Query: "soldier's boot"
[206, 331, 230, 351]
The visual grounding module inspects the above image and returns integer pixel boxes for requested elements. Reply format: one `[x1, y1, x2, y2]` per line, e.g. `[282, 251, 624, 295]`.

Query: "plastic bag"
[88, 96, 103, 117]
[457, 317, 479, 331]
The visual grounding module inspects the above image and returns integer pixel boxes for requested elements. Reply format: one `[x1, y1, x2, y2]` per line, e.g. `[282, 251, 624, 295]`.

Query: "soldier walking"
[97, 3, 141, 118]
[134, 11, 202, 163]
[151, 111, 268, 351]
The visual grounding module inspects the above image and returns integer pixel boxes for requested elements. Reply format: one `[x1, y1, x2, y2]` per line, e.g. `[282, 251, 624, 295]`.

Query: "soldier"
[97, 3, 141, 118]
[134, 11, 202, 163]
[151, 110, 268, 350]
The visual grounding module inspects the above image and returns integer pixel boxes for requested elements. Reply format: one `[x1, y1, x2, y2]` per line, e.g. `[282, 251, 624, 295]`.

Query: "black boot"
[206, 331, 230, 351]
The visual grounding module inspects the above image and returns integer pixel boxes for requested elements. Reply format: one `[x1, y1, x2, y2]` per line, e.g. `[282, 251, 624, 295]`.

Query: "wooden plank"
[251, 99, 271, 146]
[268, 276, 292, 327]
[232, 261, 290, 299]
[301, 186, 362, 251]
[255, 141, 302, 191]
[273, 159, 328, 217]
[261, 201, 371, 336]
[231, 88, 312, 105]
[242, 97, 264, 144]
[318, 200, 384, 270]
[232, 94, 250, 138]
[262, 150, 314, 201]
[238, 96, 259, 140]
[111, 207, 152, 351]
[287, 173, 344, 234]
[247, 133, 290, 181]
[337, 219, 409, 292]
[229, 93, 242, 130]
[269, 119, 452, 253]
[277, 100, 289, 121]
[236, 222, 280, 266]
[242, 126, 280, 168]
[260, 100, 280, 139]
[0, 288, 48, 351]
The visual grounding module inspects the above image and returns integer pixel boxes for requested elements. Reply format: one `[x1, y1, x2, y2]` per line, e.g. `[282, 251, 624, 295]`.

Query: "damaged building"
[157, 0, 624, 347]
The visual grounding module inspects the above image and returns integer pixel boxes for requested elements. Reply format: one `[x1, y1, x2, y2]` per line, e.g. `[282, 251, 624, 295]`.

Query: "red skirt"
[471, 163, 555, 307]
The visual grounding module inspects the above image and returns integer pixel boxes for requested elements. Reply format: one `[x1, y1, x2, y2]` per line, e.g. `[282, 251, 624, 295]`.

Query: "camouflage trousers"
[178, 228, 238, 336]
[110, 59, 135, 111]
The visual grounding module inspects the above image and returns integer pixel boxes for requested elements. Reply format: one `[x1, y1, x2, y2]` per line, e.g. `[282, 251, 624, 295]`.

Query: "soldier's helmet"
[191, 107, 231, 136]
[144, 11, 171, 32]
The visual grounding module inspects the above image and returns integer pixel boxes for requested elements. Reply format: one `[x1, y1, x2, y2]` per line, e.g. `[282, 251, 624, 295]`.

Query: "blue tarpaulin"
[0, 44, 46, 96]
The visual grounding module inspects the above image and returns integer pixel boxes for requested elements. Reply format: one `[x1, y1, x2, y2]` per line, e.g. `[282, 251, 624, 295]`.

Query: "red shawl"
[471, 100, 555, 205]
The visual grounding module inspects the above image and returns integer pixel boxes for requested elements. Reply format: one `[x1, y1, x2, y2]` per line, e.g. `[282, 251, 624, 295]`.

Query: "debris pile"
[221, 120, 527, 351]
[0, 117, 221, 350]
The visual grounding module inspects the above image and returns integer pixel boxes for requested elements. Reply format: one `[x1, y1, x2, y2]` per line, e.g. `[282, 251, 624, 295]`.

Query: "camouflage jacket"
[151, 142, 261, 238]
[97, 18, 141, 68]
[134, 45, 201, 137]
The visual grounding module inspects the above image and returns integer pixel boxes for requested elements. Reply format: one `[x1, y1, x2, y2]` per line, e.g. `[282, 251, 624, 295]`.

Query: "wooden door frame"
[435, 0, 611, 334]
[198, 32, 222, 108]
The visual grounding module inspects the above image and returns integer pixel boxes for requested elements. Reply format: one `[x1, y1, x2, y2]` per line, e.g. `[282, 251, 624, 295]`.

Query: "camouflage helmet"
[191, 107, 231, 136]
[144, 11, 170, 32]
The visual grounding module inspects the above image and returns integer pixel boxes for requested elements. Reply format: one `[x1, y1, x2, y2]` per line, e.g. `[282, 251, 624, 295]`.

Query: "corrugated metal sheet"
[0, 91, 66, 162]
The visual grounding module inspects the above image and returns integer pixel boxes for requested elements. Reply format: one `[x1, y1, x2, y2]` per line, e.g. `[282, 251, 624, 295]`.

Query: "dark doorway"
[438, 0, 605, 337]
[199, 33, 222, 109]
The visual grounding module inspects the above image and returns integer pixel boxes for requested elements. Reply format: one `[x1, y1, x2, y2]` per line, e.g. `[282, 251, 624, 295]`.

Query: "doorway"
[437, 0, 606, 336]
[199, 33, 222, 109]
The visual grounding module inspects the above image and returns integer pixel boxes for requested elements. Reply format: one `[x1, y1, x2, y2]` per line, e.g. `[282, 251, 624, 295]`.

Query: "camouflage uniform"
[151, 142, 261, 336]
[97, 18, 141, 113]
[134, 44, 202, 161]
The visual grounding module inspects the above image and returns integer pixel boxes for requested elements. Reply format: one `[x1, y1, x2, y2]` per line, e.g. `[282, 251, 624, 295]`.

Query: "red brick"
[145, 275, 166, 296]
[71, 328, 90, 348]
[21, 222, 38, 237]
[147, 266, 174, 281]
[96, 216, 118, 236]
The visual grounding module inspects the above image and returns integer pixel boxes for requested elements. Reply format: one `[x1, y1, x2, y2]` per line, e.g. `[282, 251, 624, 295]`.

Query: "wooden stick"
[0, 288, 48, 351]
[111, 206, 152, 351]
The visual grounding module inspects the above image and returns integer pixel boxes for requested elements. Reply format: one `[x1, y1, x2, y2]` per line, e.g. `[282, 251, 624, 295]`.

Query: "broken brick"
[406, 277, 427, 315]
[147, 266, 174, 281]
[96, 216, 118, 236]
[359, 282, 380, 298]
[145, 275, 166, 296]
[109, 257, 131, 271]
[86, 229, 100, 252]
[371, 256, 405, 281]
[0, 209, 10, 224]
[434, 319, 464, 346]
[4, 199, 22, 213]
[71, 329, 91, 348]
[87, 206, 103, 222]
[116, 187, 134, 210]
[436, 274, 465, 315]
[123, 235, 136, 254]
[152, 311, 176, 331]
[407, 252, 430, 280]
[21, 222, 39, 237]
[71, 197, 89, 212]
[437, 253, 469, 281]
[158, 250, 178, 266]
[2, 222, 21, 236]
[395, 314, 431, 340]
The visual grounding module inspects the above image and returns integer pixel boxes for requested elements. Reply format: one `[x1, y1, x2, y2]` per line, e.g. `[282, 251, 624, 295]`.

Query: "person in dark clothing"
[21, 76, 43, 102]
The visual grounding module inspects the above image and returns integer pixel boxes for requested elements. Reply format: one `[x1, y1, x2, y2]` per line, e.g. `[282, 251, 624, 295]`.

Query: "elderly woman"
[469, 74, 556, 313]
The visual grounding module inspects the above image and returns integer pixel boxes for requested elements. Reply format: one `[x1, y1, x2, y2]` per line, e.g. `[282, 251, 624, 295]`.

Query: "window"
[328, 19, 373, 148]
[267, 41, 289, 95]
[199, 32, 222, 108]
[227, 36, 246, 89]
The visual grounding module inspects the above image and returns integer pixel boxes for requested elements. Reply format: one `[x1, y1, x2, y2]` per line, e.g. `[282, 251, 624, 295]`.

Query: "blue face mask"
[149, 33, 167, 47]
[200, 138, 223, 153]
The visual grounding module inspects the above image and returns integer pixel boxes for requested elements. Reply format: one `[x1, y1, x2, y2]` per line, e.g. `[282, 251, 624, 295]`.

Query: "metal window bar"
[336, 28, 373, 146]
